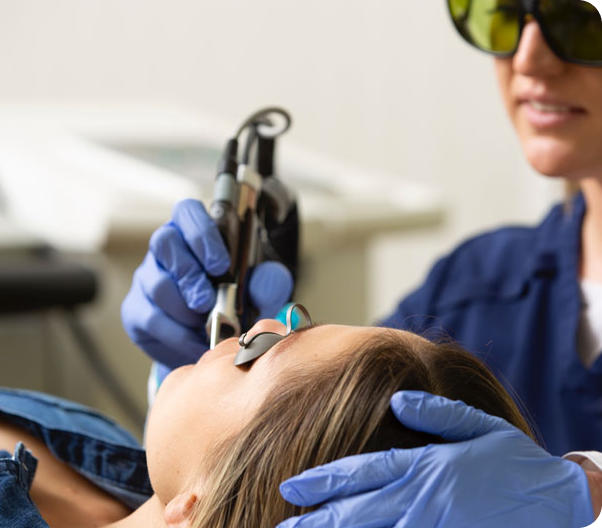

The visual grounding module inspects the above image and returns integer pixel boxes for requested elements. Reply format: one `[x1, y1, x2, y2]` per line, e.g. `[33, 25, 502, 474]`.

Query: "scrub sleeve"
[565, 452, 602, 473]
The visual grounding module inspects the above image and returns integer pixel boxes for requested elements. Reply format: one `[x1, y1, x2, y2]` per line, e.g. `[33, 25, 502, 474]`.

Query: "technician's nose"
[512, 20, 565, 77]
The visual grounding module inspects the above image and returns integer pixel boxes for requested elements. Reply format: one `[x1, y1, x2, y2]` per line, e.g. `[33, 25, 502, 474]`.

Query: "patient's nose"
[245, 319, 286, 340]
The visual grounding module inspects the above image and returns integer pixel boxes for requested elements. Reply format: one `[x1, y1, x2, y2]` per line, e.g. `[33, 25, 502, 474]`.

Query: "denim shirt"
[0, 388, 153, 528]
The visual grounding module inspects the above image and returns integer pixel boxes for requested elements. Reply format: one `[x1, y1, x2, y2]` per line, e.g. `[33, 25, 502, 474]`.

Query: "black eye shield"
[234, 303, 312, 366]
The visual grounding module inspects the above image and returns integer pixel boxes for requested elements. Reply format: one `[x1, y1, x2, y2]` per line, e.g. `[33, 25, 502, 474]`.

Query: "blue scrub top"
[382, 193, 602, 456]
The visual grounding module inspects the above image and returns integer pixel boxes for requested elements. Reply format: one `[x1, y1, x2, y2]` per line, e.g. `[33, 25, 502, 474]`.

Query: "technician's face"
[495, 20, 602, 180]
[145, 319, 390, 503]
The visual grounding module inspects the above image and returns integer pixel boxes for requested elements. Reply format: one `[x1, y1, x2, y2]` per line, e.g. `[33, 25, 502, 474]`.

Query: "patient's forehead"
[270, 324, 425, 365]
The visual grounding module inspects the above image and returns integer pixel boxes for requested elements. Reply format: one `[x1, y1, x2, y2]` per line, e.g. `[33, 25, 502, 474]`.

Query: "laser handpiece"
[205, 108, 295, 350]
[205, 139, 242, 347]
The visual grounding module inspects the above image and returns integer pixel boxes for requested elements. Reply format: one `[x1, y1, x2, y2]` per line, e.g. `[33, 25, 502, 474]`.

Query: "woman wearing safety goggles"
[121, 1, 602, 527]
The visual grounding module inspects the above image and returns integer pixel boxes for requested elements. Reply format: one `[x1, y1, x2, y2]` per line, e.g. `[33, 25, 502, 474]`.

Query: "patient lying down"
[1, 311, 534, 528]
[135, 314, 534, 528]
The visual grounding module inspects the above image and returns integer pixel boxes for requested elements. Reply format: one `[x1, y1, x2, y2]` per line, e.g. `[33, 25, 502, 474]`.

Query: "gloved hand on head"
[121, 198, 294, 370]
[277, 391, 595, 528]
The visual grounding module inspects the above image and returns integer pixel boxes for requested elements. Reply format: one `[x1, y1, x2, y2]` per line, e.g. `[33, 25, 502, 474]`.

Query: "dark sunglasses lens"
[448, 0, 521, 53]
[539, 0, 602, 63]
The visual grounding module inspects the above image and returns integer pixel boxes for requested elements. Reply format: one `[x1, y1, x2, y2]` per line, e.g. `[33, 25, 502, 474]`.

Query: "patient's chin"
[152, 365, 190, 408]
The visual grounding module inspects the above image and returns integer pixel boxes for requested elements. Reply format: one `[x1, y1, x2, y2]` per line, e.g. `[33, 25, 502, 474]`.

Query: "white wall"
[0, 1, 562, 325]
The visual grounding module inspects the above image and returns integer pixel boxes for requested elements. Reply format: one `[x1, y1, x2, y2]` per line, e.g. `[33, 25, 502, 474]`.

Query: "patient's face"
[146, 319, 390, 502]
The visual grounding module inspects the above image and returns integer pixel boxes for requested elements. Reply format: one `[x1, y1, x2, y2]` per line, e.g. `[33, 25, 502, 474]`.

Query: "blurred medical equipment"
[0, 105, 445, 327]
[0, 104, 444, 432]
[206, 108, 298, 348]
[0, 220, 145, 425]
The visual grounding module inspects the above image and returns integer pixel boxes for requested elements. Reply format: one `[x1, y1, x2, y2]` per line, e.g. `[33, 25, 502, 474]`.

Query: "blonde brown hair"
[191, 330, 534, 528]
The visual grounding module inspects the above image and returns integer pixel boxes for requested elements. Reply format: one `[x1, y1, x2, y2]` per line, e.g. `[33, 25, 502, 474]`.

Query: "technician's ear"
[164, 492, 198, 528]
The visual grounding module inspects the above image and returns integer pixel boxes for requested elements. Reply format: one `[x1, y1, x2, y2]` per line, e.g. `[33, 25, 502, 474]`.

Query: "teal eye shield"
[234, 303, 312, 366]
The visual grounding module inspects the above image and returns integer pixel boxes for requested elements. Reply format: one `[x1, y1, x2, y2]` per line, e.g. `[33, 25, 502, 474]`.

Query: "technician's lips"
[518, 96, 587, 129]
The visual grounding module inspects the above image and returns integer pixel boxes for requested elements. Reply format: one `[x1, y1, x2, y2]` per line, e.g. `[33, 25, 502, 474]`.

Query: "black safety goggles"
[447, 0, 602, 66]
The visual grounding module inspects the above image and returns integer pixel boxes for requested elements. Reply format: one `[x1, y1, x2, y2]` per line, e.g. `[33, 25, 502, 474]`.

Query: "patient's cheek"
[145, 378, 255, 503]
[145, 346, 279, 503]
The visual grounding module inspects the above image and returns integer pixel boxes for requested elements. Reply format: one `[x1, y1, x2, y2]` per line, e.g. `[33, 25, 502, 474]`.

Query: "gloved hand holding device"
[121, 198, 293, 370]
[122, 108, 297, 370]
[278, 391, 596, 528]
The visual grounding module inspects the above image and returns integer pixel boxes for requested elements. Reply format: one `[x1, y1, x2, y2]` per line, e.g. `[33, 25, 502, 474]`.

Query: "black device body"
[206, 108, 298, 345]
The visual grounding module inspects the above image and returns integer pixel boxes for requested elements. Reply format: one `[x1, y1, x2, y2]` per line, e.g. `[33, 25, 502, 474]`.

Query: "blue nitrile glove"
[278, 391, 595, 528]
[121, 198, 294, 370]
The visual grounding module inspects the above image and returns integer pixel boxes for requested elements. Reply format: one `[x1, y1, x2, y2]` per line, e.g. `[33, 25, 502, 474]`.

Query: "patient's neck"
[102, 494, 166, 528]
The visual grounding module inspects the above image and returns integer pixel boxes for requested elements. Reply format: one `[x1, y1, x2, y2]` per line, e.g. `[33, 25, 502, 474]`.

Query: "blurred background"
[0, 0, 562, 439]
